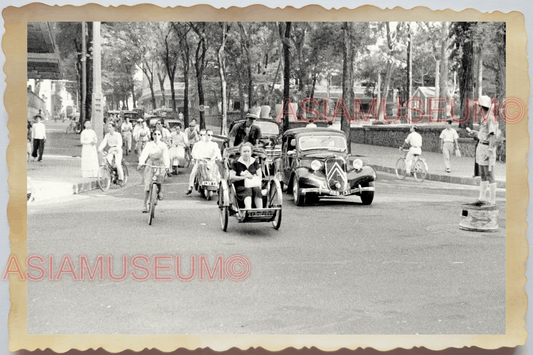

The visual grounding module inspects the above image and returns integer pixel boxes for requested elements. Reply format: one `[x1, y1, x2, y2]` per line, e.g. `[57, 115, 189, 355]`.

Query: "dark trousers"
[32, 139, 45, 161]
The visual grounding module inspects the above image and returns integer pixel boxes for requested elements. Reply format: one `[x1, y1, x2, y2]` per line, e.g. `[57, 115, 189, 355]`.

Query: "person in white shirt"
[98, 122, 125, 184]
[439, 119, 459, 173]
[121, 117, 133, 155]
[400, 125, 422, 175]
[168, 125, 188, 174]
[186, 129, 221, 195]
[134, 119, 150, 156]
[31, 114, 47, 162]
[155, 120, 172, 146]
[138, 128, 170, 212]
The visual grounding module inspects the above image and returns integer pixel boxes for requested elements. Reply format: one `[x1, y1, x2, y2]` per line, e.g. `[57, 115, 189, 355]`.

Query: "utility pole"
[92, 22, 104, 142]
[81, 22, 87, 124]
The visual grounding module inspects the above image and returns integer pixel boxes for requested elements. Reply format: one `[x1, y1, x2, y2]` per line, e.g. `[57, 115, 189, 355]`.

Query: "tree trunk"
[282, 22, 292, 133]
[407, 25, 412, 122]
[434, 59, 440, 120]
[85, 22, 93, 123]
[157, 71, 166, 109]
[238, 23, 253, 109]
[193, 25, 207, 129]
[342, 22, 354, 153]
[439, 22, 449, 120]
[218, 23, 229, 135]
[459, 23, 475, 129]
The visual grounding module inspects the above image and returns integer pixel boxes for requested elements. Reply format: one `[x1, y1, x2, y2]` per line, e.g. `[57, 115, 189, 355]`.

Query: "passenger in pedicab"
[229, 142, 263, 210]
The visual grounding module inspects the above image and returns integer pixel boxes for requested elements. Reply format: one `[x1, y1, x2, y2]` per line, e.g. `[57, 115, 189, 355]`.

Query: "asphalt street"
[26, 163, 506, 335]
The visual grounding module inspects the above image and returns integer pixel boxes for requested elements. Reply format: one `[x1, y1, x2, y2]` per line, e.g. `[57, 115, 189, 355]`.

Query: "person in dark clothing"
[229, 142, 263, 209]
[229, 112, 262, 147]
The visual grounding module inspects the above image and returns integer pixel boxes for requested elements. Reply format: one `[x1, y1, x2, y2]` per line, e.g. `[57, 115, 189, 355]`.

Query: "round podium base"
[459, 202, 499, 232]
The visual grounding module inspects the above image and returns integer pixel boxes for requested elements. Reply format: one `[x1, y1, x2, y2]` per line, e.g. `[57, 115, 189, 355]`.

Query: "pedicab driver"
[186, 129, 221, 195]
[399, 125, 422, 175]
[229, 111, 262, 147]
[99, 122, 125, 185]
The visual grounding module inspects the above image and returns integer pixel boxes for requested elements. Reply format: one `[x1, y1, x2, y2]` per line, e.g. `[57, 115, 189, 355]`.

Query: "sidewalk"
[27, 135, 506, 201]
[352, 143, 506, 189]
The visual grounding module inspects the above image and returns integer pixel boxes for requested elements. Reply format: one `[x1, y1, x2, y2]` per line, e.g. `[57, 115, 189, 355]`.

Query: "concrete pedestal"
[459, 202, 499, 232]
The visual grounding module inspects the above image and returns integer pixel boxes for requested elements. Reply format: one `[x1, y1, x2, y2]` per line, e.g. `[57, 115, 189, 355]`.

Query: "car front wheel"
[293, 178, 304, 206]
[360, 182, 374, 205]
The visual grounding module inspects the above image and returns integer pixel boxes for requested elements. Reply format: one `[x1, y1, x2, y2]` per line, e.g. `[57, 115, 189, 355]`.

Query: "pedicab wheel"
[413, 159, 428, 182]
[97, 166, 111, 192]
[148, 183, 157, 225]
[206, 190, 213, 201]
[395, 158, 407, 180]
[269, 179, 283, 230]
[220, 206, 229, 231]
[218, 183, 229, 231]
[292, 179, 304, 206]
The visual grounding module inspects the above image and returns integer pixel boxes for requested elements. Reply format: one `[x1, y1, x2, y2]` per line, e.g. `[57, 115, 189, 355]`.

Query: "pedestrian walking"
[31, 114, 46, 162]
[80, 120, 99, 178]
[439, 119, 459, 173]
[121, 117, 133, 155]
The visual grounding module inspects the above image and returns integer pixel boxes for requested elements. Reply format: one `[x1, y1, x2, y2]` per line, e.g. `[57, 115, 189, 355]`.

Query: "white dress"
[80, 129, 99, 177]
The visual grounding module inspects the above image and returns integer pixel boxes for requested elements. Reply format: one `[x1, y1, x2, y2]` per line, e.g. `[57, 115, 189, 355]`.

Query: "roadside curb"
[73, 180, 99, 194]
[370, 164, 506, 189]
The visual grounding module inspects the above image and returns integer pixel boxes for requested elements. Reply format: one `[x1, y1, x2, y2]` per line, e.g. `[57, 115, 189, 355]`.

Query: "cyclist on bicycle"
[400, 125, 422, 175]
[134, 119, 150, 156]
[138, 128, 170, 213]
[98, 122, 125, 185]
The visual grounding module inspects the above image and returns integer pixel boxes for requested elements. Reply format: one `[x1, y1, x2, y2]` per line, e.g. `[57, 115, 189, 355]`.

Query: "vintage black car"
[275, 128, 376, 206]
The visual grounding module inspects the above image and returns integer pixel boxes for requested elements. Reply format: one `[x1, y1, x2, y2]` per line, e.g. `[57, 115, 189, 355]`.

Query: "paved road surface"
[27, 168, 506, 335]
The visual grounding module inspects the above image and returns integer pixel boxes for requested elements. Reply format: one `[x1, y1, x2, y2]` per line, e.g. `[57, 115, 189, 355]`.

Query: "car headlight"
[352, 159, 363, 171]
[311, 160, 322, 171]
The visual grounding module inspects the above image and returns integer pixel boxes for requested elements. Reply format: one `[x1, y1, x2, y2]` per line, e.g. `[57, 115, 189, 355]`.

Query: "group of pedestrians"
[400, 94, 500, 206]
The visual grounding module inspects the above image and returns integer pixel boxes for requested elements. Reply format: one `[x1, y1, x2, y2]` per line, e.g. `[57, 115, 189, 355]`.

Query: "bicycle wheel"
[75, 122, 82, 134]
[97, 166, 111, 191]
[413, 159, 428, 182]
[121, 163, 129, 186]
[268, 179, 283, 229]
[395, 158, 407, 180]
[148, 183, 157, 225]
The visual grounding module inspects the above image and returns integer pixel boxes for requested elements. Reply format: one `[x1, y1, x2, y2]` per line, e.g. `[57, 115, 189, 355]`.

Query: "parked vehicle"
[275, 127, 376, 206]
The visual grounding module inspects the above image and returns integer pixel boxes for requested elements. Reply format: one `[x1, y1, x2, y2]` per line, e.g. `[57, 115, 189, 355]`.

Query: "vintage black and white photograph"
[23, 17, 511, 342]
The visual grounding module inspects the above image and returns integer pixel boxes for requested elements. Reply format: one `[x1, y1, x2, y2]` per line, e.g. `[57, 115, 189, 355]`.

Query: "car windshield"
[299, 135, 347, 152]
[255, 121, 279, 135]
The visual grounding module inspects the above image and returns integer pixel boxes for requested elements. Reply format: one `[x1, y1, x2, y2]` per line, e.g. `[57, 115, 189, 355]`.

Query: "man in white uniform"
[31, 114, 47, 162]
[400, 125, 422, 175]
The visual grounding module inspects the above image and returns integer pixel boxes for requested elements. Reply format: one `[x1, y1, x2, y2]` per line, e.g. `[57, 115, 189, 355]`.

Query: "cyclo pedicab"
[218, 146, 283, 231]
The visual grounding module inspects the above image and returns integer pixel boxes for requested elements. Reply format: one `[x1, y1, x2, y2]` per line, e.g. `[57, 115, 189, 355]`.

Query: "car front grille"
[325, 157, 348, 191]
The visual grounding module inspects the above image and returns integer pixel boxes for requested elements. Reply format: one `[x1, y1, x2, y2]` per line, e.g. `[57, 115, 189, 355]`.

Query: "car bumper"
[300, 184, 375, 196]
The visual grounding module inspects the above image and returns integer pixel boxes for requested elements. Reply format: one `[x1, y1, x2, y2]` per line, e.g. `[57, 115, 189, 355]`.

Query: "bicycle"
[97, 152, 129, 191]
[141, 164, 167, 225]
[65, 119, 82, 134]
[395, 148, 428, 182]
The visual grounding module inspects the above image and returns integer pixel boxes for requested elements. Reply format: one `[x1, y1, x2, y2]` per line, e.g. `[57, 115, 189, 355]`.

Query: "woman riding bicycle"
[98, 122, 125, 185]
[138, 128, 170, 213]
